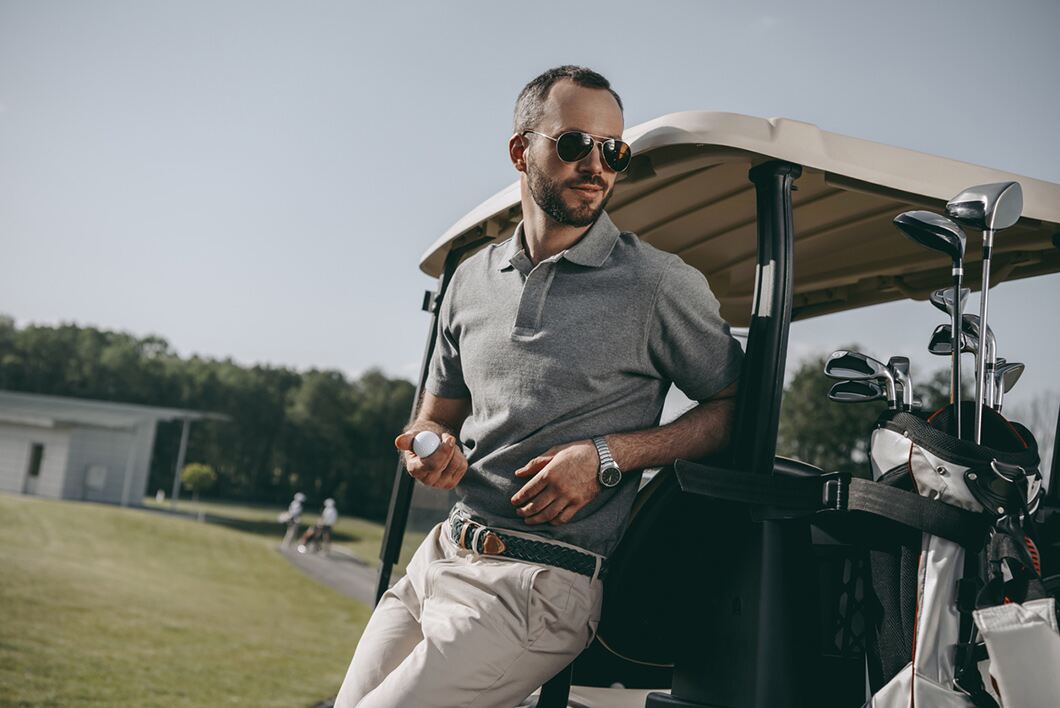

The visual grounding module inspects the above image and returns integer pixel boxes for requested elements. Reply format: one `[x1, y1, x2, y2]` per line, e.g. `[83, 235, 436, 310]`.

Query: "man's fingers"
[511, 468, 550, 506]
[437, 451, 468, 490]
[513, 456, 550, 479]
[549, 504, 580, 526]
[516, 490, 558, 518]
[522, 498, 562, 525]
[420, 444, 457, 487]
[407, 439, 456, 484]
[395, 432, 414, 451]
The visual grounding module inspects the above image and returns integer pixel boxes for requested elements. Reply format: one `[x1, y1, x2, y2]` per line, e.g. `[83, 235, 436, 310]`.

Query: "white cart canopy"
[420, 112, 1060, 327]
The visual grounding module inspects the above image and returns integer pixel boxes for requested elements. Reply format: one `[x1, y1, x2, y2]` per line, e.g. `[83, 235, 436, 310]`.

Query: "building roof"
[0, 390, 228, 431]
[419, 112, 1060, 325]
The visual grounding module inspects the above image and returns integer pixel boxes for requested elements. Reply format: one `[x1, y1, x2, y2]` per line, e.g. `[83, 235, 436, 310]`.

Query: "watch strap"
[592, 436, 618, 471]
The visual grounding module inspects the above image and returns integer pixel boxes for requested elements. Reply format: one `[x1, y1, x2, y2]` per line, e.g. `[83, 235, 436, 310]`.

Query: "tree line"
[0, 315, 415, 520]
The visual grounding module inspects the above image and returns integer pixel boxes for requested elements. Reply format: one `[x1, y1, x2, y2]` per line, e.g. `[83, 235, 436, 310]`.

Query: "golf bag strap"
[673, 461, 991, 547]
[845, 478, 992, 548]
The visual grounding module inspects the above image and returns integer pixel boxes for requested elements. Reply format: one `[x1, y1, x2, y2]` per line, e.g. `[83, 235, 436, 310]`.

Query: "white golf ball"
[412, 430, 441, 458]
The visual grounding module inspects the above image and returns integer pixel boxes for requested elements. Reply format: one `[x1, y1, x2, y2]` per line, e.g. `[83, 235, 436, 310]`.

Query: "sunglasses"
[523, 130, 633, 173]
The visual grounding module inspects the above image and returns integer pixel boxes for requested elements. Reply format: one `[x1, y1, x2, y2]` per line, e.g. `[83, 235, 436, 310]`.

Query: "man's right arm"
[393, 392, 472, 490]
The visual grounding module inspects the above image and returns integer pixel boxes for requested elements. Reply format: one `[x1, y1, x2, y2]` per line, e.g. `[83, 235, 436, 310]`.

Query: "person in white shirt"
[280, 492, 305, 548]
[299, 497, 339, 554]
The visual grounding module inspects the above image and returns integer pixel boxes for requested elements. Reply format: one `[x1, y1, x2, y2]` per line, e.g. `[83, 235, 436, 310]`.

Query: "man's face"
[523, 81, 624, 228]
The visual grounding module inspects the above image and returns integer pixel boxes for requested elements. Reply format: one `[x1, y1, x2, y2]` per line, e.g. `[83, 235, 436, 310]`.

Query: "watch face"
[600, 465, 621, 488]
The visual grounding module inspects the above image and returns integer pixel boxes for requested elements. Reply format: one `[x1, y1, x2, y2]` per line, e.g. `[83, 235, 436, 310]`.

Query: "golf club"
[992, 361, 1025, 413]
[961, 313, 998, 408]
[928, 287, 970, 318]
[946, 181, 1023, 442]
[928, 323, 977, 357]
[824, 350, 898, 409]
[888, 356, 913, 412]
[894, 210, 967, 437]
[828, 379, 887, 405]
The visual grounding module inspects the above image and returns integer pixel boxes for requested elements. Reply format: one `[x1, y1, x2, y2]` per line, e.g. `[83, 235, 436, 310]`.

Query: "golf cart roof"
[420, 112, 1060, 327]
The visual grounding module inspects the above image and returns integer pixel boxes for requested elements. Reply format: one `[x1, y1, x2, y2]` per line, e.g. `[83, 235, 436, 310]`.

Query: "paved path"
[277, 545, 388, 605]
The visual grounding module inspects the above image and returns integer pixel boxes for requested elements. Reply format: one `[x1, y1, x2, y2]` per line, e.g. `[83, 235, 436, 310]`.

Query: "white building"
[0, 390, 223, 506]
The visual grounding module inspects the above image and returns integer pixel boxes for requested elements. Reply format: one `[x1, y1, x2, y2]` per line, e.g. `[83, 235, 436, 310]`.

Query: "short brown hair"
[513, 65, 623, 133]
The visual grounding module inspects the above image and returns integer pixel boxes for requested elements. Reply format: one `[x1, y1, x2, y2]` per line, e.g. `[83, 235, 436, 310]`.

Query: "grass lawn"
[0, 493, 372, 707]
[143, 497, 427, 574]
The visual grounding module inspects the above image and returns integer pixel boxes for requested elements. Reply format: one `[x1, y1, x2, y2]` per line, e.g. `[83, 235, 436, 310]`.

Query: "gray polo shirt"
[425, 211, 742, 557]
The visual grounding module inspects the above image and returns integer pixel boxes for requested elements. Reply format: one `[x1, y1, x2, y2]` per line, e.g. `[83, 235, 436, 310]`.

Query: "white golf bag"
[862, 404, 1058, 708]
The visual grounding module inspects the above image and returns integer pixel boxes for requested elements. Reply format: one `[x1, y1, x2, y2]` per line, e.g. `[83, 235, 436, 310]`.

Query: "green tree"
[181, 463, 217, 502]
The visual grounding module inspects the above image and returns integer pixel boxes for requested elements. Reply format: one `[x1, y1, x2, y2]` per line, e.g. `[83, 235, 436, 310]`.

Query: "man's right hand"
[394, 431, 468, 490]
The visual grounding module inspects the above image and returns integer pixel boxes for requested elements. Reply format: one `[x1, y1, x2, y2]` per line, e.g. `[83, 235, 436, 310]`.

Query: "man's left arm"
[511, 381, 737, 526]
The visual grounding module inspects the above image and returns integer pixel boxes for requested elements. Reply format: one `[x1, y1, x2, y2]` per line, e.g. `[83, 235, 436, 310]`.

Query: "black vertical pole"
[732, 161, 801, 475]
[374, 238, 491, 605]
[647, 161, 804, 708]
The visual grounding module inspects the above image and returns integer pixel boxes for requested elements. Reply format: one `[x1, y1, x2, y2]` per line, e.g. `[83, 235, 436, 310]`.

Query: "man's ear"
[509, 133, 528, 173]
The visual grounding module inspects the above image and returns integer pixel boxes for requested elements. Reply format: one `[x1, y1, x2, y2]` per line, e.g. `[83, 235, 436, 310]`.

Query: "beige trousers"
[334, 519, 604, 708]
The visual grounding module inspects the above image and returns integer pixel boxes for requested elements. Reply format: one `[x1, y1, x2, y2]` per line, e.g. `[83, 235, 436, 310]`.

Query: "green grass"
[143, 497, 427, 574]
[0, 493, 372, 707]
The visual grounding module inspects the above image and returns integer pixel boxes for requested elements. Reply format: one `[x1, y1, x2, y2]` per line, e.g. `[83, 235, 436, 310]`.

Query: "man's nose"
[577, 143, 605, 176]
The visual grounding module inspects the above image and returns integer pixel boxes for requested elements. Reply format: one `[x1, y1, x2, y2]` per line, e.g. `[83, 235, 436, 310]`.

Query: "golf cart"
[376, 112, 1060, 707]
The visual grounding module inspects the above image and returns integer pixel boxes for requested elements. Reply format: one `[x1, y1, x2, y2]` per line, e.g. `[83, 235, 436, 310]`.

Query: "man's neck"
[520, 210, 593, 266]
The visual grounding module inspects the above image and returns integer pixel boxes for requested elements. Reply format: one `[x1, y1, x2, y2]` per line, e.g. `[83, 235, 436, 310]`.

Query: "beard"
[526, 159, 613, 228]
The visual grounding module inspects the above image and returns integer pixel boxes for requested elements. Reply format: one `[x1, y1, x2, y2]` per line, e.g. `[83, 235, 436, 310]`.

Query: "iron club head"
[992, 362, 1025, 412]
[888, 355, 913, 411]
[928, 324, 977, 356]
[828, 379, 887, 404]
[824, 350, 898, 408]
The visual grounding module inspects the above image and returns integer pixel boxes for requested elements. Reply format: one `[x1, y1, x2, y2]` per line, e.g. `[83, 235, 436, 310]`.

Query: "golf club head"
[929, 287, 970, 316]
[946, 181, 1023, 231]
[993, 362, 1025, 412]
[928, 324, 977, 356]
[825, 350, 897, 406]
[828, 379, 886, 404]
[960, 313, 995, 344]
[999, 363, 1024, 391]
[893, 210, 967, 263]
[888, 355, 913, 410]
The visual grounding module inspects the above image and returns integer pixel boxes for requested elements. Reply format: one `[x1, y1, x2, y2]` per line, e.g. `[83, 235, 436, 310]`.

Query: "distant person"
[279, 492, 306, 548]
[299, 497, 338, 554]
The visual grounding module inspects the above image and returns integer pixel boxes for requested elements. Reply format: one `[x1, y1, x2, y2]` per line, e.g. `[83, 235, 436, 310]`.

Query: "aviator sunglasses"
[522, 130, 633, 173]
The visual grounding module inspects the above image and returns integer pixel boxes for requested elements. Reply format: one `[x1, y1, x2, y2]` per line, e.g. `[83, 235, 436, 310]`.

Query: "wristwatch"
[592, 436, 622, 488]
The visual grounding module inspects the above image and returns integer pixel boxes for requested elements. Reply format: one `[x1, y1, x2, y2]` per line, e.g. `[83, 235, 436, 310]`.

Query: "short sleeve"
[646, 257, 743, 401]
[425, 283, 471, 400]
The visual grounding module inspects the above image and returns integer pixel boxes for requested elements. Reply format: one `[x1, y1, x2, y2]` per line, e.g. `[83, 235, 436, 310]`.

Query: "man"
[335, 66, 742, 707]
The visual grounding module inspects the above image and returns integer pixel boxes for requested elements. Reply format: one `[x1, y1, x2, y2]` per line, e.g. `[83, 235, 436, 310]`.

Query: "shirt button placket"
[512, 261, 557, 338]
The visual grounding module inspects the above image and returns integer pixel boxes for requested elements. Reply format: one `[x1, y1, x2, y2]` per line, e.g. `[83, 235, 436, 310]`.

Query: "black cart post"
[375, 238, 490, 605]
[647, 161, 816, 708]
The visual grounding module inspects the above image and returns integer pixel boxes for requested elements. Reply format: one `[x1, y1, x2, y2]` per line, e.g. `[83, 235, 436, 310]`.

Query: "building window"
[27, 443, 44, 477]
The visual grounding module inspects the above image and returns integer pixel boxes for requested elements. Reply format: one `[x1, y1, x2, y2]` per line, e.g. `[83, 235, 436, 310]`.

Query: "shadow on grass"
[205, 514, 362, 545]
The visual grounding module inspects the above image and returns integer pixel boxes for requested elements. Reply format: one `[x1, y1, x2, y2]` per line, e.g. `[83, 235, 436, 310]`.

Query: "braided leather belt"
[448, 515, 607, 580]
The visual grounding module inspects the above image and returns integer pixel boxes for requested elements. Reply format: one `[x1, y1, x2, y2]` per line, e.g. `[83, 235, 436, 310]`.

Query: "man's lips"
[570, 184, 604, 194]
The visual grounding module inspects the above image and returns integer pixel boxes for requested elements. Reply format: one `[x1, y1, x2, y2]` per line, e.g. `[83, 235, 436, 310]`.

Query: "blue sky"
[2, 1, 1058, 430]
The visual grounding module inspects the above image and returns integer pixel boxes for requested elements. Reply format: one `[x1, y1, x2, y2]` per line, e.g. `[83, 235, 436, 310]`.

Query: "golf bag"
[861, 403, 1058, 708]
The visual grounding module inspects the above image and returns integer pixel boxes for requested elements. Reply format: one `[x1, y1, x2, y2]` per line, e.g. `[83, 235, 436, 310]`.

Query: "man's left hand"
[510, 440, 602, 526]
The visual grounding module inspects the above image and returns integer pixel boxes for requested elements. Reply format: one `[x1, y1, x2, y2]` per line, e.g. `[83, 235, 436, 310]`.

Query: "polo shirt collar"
[499, 211, 620, 272]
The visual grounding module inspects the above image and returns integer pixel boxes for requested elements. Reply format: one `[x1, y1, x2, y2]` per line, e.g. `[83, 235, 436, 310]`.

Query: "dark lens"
[556, 132, 594, 162]
[603, 140, 632, 172]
